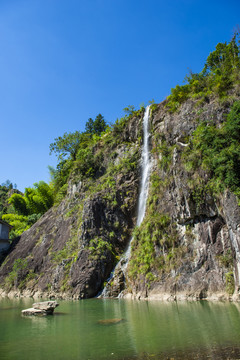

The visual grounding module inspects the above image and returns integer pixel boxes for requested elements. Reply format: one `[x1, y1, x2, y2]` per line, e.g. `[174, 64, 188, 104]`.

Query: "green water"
[1, 298, 240, 359]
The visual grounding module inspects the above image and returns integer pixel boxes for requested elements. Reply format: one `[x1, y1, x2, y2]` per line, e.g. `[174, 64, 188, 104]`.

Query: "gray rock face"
[22, 301, 59, 316]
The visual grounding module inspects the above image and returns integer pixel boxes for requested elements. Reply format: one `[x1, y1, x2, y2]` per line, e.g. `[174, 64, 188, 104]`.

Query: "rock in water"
[97, 318, 123, 325]
[22, 301, 59, 316]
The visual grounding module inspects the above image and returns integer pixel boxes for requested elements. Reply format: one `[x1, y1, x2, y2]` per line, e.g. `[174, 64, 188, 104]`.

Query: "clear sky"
[0, 0, 239, 192]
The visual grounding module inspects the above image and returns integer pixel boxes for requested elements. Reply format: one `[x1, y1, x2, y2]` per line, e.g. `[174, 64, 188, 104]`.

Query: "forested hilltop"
[0, 34, 240, 300]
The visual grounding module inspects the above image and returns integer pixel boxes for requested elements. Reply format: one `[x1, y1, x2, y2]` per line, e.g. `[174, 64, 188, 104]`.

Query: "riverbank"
[0, 287, 238, 302]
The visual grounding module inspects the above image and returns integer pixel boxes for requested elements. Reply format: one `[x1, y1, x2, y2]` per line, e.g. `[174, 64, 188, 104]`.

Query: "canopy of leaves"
[49, 131, 84, 161]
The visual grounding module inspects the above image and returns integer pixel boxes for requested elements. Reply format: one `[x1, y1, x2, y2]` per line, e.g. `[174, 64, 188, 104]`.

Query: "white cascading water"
[100, 105, 152, 297]
[123, 105, 151, 262]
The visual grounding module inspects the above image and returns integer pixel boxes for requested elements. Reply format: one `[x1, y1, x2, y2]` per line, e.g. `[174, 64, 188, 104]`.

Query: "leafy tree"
[33, 181, 54, 211]
[24, 182, 54, 215]
[8, 194, 28, 216]
[49, 131, 83, 161]
[4, 181, 54, 237]
[8, 181, 54, 217]
[123, 105, 136, 116]
[203, 34, 240, 74]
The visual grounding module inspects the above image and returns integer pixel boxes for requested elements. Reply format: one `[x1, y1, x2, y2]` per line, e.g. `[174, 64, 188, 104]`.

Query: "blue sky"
[0, 0, 239, 192]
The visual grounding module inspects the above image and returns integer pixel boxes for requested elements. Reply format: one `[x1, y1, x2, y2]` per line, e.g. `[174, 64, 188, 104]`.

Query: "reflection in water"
[1, 298, 240, 359]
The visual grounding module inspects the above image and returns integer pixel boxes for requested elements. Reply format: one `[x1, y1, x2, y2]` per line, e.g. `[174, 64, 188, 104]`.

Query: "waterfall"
[99, 105, 152, 297]
[123, 105, 151, 261]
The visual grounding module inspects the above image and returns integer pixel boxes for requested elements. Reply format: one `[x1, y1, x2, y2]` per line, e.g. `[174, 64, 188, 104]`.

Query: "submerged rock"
[97, 318, 123, 325]
[22, 301, 59, 316]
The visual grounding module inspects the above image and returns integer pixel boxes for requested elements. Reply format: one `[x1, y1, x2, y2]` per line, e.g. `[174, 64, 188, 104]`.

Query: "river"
[1, 298, 240, 359]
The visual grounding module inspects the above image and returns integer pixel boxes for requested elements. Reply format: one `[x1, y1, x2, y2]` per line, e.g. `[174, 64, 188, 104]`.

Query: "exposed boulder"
[22, 301, 59, 316]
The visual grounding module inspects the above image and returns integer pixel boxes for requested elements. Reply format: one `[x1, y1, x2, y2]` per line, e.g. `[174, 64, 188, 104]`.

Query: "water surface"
[1, 298, 240, 359]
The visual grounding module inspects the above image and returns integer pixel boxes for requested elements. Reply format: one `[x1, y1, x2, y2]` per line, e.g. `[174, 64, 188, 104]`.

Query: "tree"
[5, 181, 54, 237]
[85, 118, 94, 134]
[8, 181, 54, 216]
[93, 114, 107, 135]
[203, 32, 240, 75]
[123, 105, 135, 115]
[1, 180, 13, 189]
[49, 131, 83, 161]
[8, 193, 28, 216]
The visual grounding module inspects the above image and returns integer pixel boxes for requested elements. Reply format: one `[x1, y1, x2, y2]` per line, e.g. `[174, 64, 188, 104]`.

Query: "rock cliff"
[125, 95, 240, 301]
[0, 94, 240, 301]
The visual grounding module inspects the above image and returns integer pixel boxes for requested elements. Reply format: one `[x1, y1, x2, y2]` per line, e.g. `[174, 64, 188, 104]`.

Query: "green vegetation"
[4, 258, 28, 289]
[51, 236, 78, 265]
[88, 237, 115, 261]
[225, 271, 235, 296]
[128, 167, 185, 285]
[50, 131, 86, 161]
[216, 250, 235, 295]
[49, 107, 142, 204]
[85, 114, 107, 136]
[2, 181, 54, 237]
[0, 183, 12, 218]
[217, 250, 234, 268]
[0, 180, 19, 219]
[183, 100, 240, 200]
[50, 115, 107, 162]
[166, 33, 240, 112]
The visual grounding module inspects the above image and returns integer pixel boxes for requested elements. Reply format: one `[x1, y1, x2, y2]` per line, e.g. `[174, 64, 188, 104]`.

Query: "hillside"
[0, 35, 240, 300]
